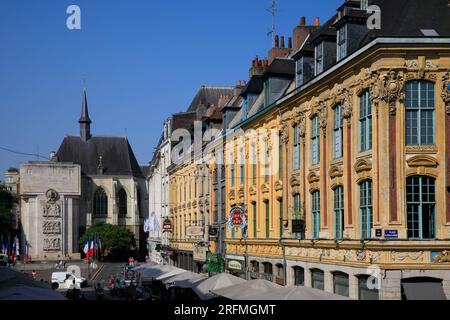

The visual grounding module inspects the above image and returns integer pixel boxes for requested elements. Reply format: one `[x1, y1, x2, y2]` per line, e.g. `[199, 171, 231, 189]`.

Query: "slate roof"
[240, 76, 263, 97]
[263, 58, 295, 78]
[187, 86, 233, 112]
[56, 136, 144, 178]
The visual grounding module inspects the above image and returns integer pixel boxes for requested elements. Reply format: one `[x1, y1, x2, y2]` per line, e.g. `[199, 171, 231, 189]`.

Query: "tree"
[80, 221, 136, 261]
[0, 184, 14, 237]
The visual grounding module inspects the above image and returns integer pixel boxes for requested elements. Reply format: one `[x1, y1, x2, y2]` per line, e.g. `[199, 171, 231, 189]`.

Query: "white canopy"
[193, 273, 247, 300]
[211, 279, 281, 300]
[154, 267, 186, 281]
[136, 264, 180, 279]
[248, 285, 352, 300]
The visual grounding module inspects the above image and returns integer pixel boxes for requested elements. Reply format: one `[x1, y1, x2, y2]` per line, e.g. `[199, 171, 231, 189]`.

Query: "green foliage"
[206, 252, 225, 273]
[0, 184, 14, 236]
[80, 220, 136, 261]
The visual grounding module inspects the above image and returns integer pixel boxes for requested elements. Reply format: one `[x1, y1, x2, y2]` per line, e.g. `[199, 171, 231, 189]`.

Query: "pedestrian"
[31, 270, 37, 279]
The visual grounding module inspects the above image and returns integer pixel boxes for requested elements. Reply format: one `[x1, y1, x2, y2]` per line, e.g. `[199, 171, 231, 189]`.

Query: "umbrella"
[154, 267, 186, 281]
[136, 264, 177, 279]
[192, 273, 247, 300]
[162, 271, 206, 285]
[0, 285, 66, 300]
[211, 279, 281, 300]
[248, 285, 352, 300]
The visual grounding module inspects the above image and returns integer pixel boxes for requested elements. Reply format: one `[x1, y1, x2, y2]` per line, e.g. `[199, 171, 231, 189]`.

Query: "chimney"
[292, 16, 321, 50]
[249, 56, 269, 77]
[280, 36, 285, 48]
[314, 17, 320, 26]
[268, 34, 293, 64]
[300, 16, 306, 26]
[50, 151, 58, 162]
[288, 37, 292, 49]
[274, 35, 279, 48]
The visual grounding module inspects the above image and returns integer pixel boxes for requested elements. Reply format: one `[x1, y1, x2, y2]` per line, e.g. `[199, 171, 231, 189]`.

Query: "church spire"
[79, 86, 92, 142]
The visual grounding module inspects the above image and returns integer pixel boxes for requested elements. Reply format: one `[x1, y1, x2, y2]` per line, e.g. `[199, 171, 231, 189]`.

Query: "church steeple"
[79, 87, 92, 142]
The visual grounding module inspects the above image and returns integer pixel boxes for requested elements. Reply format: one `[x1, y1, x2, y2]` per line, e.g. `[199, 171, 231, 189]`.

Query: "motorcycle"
[95, 283, 104, 301]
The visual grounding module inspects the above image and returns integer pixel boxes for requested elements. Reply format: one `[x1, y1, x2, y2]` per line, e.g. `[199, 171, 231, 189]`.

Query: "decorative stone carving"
[354, 158, 372, 173]
[316, 100, 328, 134]
[441, 72, 450, 114]
[280, 126, 289, 145]
[307, 171, 320, 184]
[433, 251, 450, 263]
[97, 155, 105, 174]
[407, 155, 439, 168]
[43, 221, 61, 235]
[43, 237, 61, 251]
[274, 180, 283, 192]
[381, 70, 405, 115]
[391, 251, 424, 262]
[46, 189, 59, 203]
[290, 175, 301, 188]
[329, 165, 343, 179]
[43, 203, 61, 218]
[342, 89, 353, 127]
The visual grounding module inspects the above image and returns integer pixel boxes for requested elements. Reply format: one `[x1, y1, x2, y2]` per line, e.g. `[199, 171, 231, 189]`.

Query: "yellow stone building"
[223, 0, 450, 300]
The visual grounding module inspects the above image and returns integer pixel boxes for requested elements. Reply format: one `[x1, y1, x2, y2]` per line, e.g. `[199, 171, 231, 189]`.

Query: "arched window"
[293, 266, 305, 286]
[263, 262, 273, 276]
[118, 188, 127, 217]
[359, 180, 372, 239]
[405, 80, 435, 146]
[333, 271, 349, 297]
[407, 176, 436, 239]
[357, 275, 379, 300]
[93, 188, 108, 217]
[334, 186, 344, 240]
[311, 268, 324, 290]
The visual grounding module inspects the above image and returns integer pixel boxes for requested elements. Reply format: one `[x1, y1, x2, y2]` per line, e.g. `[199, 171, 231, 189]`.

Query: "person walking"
[31, 270, 37, 280]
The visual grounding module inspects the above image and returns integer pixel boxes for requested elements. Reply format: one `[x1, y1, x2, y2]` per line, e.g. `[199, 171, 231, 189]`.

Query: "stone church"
[20, 89, 148, 260]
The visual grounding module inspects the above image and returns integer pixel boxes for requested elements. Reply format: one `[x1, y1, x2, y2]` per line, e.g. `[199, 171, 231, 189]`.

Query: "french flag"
[11, 239, 17, 260]
[83, 240, 89, 258]
[89, 240, 95, 258]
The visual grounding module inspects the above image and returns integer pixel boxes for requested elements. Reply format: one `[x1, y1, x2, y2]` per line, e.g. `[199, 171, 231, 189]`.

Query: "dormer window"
[314, 42, 324, 75]
[242, 98, 248, 121]
[337, 24, 347, 61]
[296, 57, 304, 87]
[264, 79, 271, 107]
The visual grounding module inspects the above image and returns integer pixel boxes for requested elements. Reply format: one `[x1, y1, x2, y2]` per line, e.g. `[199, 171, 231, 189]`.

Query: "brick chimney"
[268, 34, 293, 64]
[234, 80, 246, 97]
[249, 57, 269, 77]
[293, 16, 321, 50]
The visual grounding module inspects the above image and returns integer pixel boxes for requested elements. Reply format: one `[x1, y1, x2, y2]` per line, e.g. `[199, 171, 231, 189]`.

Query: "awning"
[402, 282, 447, 300]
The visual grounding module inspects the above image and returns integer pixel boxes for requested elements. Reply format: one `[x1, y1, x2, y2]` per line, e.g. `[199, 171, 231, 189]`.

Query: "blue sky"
[0, 0, 341, 179]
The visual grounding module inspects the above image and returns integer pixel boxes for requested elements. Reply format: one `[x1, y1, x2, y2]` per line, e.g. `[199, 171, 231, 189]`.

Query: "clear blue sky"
[0, 0, 341, 179]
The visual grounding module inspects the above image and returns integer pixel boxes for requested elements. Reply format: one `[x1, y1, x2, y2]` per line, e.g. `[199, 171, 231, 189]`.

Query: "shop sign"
[162, 218, 172, 233]
[228, 260, 242, 270]
[186, 226, 204, 237]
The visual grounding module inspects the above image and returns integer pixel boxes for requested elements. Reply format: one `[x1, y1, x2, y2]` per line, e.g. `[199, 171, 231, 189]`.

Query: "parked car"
[51, 272, 87, 289]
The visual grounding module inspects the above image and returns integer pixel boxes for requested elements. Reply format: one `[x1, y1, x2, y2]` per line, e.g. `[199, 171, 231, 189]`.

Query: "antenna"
[267, 0, 277, 46]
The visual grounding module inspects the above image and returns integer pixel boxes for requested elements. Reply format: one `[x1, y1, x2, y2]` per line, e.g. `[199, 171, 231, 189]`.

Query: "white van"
[51, 272, 87, 289]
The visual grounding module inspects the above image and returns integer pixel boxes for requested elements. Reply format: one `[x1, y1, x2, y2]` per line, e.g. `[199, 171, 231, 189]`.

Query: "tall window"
[359, 90, 372, 152]
[405, 80, 435, 146]
[118, 188, 127, 217]
[311, 191, 320, 239]
[333, 104, 343, 159]
[407, 176, 436, 239]
[93, 188, 108, 217]
[296, 57, 304, 87]
[279, 198, 283, 237]
[360, 180, 373, 239]
[252, 143, 257, 185]
[334, 186, 344, 239]
[265, 201, 270, 239]
[253, 203, 257, 238]
[314, 42, 324, 75]
[311, 116, 320, 165]
[293, 193, 302, 239]
[264, 140, 269, 182]
[240, 149, 245, 185]
[293, 124, 300, 171]
[231, 155, 235, 187]
[336, 24, 347, 61]
[360, 0, 369, 10]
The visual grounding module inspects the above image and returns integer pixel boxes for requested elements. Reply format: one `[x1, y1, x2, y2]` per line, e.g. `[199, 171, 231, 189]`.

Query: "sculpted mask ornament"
[317, 100, 328, 134]
[342, 89, 354, 126]
[382, 70, 405, 115]
[441, 72, 450, 114]
[370, 72, 383, 115]
[46, 189, 59, 203]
